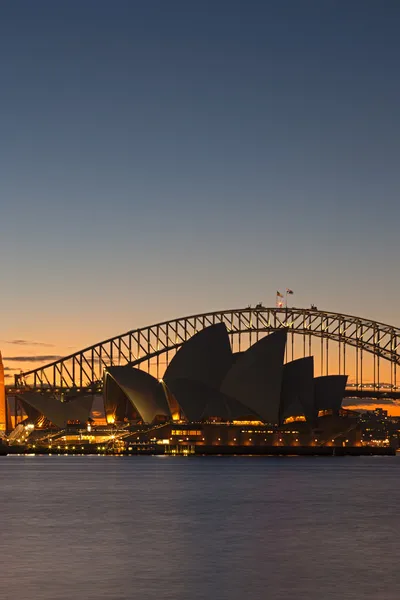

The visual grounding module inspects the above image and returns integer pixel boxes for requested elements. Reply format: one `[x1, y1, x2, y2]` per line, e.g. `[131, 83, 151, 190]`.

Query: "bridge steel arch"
[13, 307, 400, 397]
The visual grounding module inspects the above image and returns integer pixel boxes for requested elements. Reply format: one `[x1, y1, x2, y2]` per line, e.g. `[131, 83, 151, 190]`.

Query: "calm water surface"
[2, 456, 400, 600]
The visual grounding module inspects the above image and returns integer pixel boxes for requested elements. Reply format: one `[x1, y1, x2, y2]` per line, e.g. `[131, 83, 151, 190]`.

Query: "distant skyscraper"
[0, 352, 6, 432]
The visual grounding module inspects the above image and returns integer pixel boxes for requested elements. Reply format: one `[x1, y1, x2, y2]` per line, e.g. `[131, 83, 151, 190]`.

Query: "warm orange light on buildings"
[283, 415, 306, 424]
[232, 420, 263, 425]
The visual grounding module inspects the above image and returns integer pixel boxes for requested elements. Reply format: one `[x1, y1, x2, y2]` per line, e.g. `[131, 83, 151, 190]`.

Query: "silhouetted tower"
[0, 352, 6, 432]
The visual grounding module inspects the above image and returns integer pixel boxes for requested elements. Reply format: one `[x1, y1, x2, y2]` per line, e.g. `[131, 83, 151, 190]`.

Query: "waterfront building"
[6, 324, 356, 449]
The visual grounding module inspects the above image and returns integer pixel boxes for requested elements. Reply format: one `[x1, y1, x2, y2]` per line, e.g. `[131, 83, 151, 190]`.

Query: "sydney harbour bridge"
[12, 307, 400, 400]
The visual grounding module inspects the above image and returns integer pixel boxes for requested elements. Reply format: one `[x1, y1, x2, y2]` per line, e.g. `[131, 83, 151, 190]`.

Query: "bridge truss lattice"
[13, 307, 400, 398]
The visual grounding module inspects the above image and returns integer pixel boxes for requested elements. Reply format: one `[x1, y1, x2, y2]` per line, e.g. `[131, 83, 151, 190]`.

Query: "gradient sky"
[1, 0, 400, 379]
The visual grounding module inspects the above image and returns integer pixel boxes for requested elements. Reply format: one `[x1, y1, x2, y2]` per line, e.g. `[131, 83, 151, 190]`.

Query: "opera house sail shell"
[314, 375, 348, 415]
[163, 323, 233, 389]
[18, 393, 93, 429]
[220, 329, 287, 424]
[280, 357, 315, 424]
[104, 367, 170, 424]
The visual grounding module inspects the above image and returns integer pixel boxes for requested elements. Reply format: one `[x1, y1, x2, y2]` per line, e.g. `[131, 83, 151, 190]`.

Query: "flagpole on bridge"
[286, 289, 294, 310]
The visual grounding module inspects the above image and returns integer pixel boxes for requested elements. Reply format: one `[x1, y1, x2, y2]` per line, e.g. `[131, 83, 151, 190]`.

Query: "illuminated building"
[8, 324, 353, 447]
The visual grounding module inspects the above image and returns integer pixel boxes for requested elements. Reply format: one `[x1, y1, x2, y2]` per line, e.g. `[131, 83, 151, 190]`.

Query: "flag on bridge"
[286, 289, 294, 295]
[276, 291, 283, 298]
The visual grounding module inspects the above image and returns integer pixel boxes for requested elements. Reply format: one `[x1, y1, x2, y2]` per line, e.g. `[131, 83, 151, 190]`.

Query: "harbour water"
[2, 456, 400, 600]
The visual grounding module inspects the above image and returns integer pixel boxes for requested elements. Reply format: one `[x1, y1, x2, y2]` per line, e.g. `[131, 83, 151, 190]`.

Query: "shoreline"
[2, 445, 396, 457]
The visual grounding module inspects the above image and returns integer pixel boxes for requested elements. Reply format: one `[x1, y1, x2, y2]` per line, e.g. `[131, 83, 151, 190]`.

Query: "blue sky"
[1, 0, 399, 371]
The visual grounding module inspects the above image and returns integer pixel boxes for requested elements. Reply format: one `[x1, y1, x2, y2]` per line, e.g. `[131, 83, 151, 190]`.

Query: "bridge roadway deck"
[344, 389, 400, 400]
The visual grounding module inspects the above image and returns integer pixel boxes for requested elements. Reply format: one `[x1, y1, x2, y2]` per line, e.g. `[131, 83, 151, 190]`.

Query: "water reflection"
[1, 456, 400, 600]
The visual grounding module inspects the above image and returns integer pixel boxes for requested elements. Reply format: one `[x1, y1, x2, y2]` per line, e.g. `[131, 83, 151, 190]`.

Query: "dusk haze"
[2, 2, 400, 600]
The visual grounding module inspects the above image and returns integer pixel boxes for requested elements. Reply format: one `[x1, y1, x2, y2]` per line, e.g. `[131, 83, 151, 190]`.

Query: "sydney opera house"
[5, 324, 361, 451]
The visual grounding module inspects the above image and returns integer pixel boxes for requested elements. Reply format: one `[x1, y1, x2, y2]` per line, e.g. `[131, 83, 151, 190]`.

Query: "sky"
[1, 0, 400, 386]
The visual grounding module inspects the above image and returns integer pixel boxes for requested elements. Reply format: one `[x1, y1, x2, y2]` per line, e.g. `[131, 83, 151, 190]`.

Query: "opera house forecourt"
[1, 324, 394, 455]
